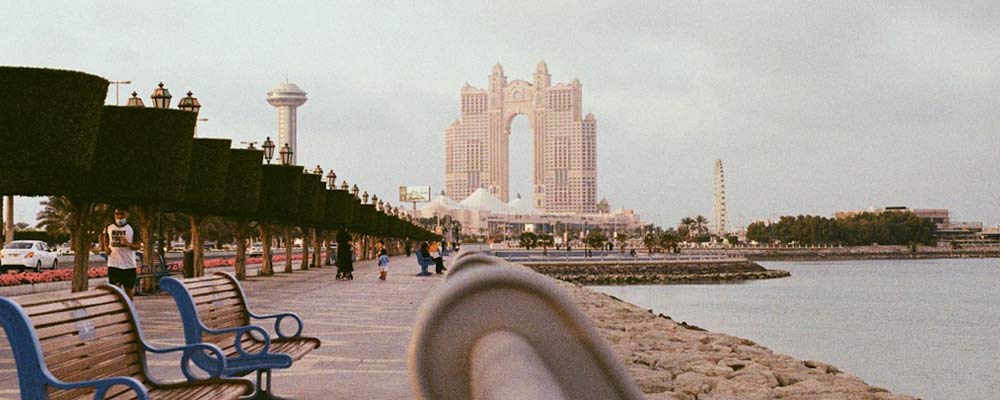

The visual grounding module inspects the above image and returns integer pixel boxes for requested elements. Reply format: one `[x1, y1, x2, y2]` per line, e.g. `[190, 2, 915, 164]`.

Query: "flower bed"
[0, 254, 305, 287]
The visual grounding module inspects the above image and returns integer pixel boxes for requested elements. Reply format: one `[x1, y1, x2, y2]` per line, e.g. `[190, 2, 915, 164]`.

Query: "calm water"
[594, 258, 1000, 400]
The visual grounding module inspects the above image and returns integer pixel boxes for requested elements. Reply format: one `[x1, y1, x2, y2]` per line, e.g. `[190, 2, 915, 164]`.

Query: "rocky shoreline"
[522, 259, 790, 285]
[561, 280, 917, 399]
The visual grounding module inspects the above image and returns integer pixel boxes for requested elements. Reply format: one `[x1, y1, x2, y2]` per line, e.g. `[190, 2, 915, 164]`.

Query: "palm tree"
[537, 234, 554, 255]
[36, 197, 111, 249]
[680, 217, 695, 240]
[694, 215, 708, 236]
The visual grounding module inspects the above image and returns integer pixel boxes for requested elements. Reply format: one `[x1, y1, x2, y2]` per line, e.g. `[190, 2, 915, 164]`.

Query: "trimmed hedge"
[221, 148, 263, 218]
[324, 190, 353, 227]
[311, 179, 326, 228]
[77, 106, 196, 205]
[356, 204, 376, 234]
[350, 197, 362, 230]
[0, 67, 109, 195]
[258, 164, 302, 223]
[175, 138, 232, 214]
[295, 173, 320, 226]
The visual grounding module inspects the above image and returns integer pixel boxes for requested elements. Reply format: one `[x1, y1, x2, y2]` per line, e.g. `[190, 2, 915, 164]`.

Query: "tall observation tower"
[266, 81, 308, 165]
[713, 159, 728, 235]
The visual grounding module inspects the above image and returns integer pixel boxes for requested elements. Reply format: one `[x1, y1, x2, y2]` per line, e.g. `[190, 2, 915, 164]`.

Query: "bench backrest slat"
[0, 286, 147, 400]
[160, 273, 250, 353]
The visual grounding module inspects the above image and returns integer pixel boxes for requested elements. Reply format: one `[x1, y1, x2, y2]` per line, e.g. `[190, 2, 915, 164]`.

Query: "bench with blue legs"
[0, 285, 253, 400]
[415, 253, 437, 275]
[159, 272, 321, 399]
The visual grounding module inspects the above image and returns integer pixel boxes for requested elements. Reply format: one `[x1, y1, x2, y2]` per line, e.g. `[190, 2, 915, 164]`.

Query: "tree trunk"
[136, 206, 157, 293]
[300, 227, 310, 270]
[234, 220, 248, 280]
[325, 231, 334, 266]
[259, 224, 273, 276]
[70, 199, 94, 293]
[284, 226, 293, 273]
[190, 215, 204, 277]
[3, 196, 14, 245]
[312, 229, 322, 268]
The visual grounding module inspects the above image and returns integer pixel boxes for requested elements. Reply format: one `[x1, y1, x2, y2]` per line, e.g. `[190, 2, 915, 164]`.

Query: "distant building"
[596, 198, 610, 214]
[266, 81, 308, 165]
[834, 206, 982, 240]
[412, 190, 642, 238]
[445, 61, 597, 213]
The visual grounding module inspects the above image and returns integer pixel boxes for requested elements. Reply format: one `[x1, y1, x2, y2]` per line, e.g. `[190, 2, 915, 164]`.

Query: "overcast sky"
[4, 1, 999, 228]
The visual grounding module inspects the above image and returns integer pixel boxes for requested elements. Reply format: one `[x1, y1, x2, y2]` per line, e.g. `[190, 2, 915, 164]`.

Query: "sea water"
[594, 258, 1000, 400]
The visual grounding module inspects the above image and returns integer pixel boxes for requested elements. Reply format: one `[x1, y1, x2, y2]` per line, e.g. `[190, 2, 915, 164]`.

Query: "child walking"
[377, 248, 389, 281]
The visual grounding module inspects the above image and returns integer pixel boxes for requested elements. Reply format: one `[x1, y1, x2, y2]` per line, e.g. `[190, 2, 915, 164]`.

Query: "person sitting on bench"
[421, 242, 446, 274]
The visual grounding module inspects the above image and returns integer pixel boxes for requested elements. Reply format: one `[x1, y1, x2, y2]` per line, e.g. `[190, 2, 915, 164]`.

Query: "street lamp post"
[126, 92, 145, 107]
[110, 80, 132, 105]
[326, 170, 337, 189]
[177, 91, 203, 137]
[279, 143, 293, 165]
[262, 137, 275, 164]
[150, 82, 172, 109]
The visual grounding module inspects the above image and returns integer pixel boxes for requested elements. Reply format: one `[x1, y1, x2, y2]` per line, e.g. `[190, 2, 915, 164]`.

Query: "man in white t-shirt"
[101, 208, 142, 299]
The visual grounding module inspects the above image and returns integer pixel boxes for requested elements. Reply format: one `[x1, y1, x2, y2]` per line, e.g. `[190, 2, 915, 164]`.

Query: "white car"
[1, 240, 59, 272]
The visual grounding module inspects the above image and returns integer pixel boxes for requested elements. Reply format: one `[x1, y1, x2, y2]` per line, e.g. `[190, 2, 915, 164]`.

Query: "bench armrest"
[249, 311, 304, 339]
[144, 342, 227, 380]
[47, 375, 148, 400]
[202, 324, 271, 357]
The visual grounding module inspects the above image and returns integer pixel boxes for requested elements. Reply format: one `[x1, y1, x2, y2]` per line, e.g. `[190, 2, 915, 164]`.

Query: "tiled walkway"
[0, 255, 446, 399]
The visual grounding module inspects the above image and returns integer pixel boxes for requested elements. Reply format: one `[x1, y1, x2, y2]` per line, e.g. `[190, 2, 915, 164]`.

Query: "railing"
[488, 249, 735, 263]
[408, 251, 644, 400]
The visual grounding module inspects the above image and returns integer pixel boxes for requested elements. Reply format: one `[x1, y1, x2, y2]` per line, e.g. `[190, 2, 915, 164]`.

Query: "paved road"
[0, 254, 447, 400]
[2, 249, 305, 272]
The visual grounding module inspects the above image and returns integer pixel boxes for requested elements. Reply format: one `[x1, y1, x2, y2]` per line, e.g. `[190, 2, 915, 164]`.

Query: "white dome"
[460, 188, 516, 213]
[507, 194, 540, 214]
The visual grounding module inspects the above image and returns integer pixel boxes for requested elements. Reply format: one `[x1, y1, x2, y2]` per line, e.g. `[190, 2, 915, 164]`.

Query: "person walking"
[404, 240, 412, 257]
[100, 207, 142, 300]
[336, 230, 354, 280]
[377, 248, 389, 281]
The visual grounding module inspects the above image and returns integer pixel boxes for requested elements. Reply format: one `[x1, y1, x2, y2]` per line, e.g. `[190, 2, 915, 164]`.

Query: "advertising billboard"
[399, 186, 431, 202]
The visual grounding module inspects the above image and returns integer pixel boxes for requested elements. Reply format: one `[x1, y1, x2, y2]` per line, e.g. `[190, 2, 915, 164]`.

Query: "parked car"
[1, 240, 59, 272]
[248, 243, 263, 257]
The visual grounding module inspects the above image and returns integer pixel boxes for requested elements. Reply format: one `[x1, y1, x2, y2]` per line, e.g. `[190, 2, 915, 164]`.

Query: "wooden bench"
[0, 285, 253, 400]
[159, 272, 321, 399]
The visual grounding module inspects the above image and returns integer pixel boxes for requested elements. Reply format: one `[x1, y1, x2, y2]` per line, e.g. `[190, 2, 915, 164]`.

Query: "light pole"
[262, 137, 275, 164]
[109, 80, 132, 105]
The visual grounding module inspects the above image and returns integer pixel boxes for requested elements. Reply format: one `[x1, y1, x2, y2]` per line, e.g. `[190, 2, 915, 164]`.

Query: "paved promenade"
[0, 255, 443, 400]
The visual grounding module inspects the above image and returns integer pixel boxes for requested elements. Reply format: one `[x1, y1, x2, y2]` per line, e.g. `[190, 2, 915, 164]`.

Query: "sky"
[3, 1, 999, 229]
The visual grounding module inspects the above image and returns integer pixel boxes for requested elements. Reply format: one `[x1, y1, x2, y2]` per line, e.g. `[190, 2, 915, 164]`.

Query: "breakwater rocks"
[522, 259, 790, 285]
[561, 281, 916, 399]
